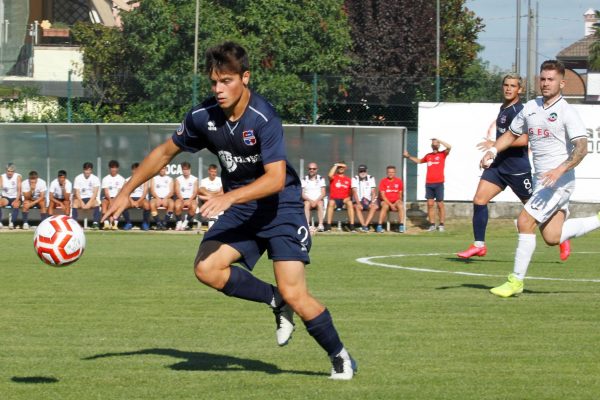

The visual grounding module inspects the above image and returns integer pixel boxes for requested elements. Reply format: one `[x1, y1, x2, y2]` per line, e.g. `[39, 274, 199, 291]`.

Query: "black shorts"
[1, 197, 17, 206]
[425, 183, 444, 201]
[481, 167, 533, 202]
[201, 209, 311, 270]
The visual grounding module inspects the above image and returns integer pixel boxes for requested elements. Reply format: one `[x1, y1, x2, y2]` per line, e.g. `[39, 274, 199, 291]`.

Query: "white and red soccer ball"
[33, 215, 86, 266]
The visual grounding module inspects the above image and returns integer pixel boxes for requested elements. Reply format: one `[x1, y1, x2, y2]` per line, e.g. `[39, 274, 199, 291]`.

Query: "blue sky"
[465, 0, 598, 71]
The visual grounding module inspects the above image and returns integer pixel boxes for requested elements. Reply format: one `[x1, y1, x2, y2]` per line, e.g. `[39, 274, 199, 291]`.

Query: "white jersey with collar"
[301, 174, 325, 201]
[73, 173, 101, 199]
[49, 178, 73, 200]
[351, 174, 377, 200]
[21, 178, 47, 200]
[152, 175, 173, 198]
[1, 172, 21, 198]
[510, 96, 587, 178]
[102, 174, 125, 198]
[176, 175, 198, 199]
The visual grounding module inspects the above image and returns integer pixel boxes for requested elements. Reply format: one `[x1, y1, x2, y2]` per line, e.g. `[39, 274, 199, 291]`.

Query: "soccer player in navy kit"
[457, 73, 570, 260]
[103, 42, 356, 380]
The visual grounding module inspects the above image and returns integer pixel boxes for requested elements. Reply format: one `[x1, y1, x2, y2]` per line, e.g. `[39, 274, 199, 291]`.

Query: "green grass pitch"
[2, 220, 600, 399]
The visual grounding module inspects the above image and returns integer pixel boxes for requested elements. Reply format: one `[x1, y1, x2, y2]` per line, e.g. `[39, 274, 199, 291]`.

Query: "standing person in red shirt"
[325, 161, 354, 231]
[404, 138, 452, 231]
[376, 165, 405, 233]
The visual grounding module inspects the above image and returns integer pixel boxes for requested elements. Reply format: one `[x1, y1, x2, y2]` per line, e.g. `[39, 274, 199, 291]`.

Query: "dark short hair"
[57, 170, 67, 177]
[208, 164, 218, 170]
[108, 160, 119, 168]
[83, 162, 93, 170]
[540, 60, 565, 77]
[386, 165, 396, 170]
[131, 162, 140, 169]
[28, 170, 38, 179]
[181, 161, 191, 169]
[205, 41, 249, 77]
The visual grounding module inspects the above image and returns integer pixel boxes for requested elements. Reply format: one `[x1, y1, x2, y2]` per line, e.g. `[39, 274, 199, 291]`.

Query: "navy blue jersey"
[172, 91, 302, 214]
[492, 101, 530, 174]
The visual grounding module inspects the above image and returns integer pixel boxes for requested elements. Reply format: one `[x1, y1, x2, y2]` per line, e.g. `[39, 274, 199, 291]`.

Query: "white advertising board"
[418, 102, 600, 203]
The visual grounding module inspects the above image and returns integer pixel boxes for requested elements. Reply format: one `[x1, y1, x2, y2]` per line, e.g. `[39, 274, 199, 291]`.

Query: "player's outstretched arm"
[199, 160, 286, 218]
[481, 130, 518, 168]
[102, 138, 181, 222]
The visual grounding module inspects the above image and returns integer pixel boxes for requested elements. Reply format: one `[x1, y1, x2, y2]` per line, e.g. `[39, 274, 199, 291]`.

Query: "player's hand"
[480, 150, 496, 169]
[199, 193, 233, 218]
[477, 138, 495, 151]
[539, 168, 564, 188]
[102, 193, 130, 223]
[403, 150, 409, 158]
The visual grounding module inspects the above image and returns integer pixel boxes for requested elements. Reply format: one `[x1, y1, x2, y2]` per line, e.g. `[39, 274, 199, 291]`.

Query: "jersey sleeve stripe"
[569, 135, 588, 142]
[248, 106, 269, 122]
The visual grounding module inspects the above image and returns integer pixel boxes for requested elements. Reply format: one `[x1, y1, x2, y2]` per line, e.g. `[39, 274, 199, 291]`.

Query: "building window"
[53, 0, 89, 26]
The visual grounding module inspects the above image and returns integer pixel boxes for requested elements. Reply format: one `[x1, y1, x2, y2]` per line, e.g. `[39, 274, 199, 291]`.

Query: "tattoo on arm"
[561, 138, 588, 170]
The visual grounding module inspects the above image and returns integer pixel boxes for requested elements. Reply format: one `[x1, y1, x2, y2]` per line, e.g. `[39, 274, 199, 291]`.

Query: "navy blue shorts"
[332, 198, 346, 209]
[1, 197, 17, 206]
[425, 183, 444, 201]
[201, 209, 311, 270]
[481, 167, 533, 202]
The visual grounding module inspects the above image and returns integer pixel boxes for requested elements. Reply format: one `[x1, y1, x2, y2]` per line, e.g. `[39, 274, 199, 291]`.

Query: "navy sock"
[72, 208, 78, 220]
[0, 208, 3, 220]
[11, 207, 19, 221]
[93, 207, 101, 223]
[143, 210, 150, 223]
[304, 309, 344, 357]
[22, 211, 28, 223]
[220, 265, 276, 305]
[40, 213, 48, 221]
[123, 210, 131, 224]
[473, 204, 488, 242]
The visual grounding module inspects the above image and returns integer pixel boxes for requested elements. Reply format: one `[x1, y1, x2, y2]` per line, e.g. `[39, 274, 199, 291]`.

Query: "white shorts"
[524, 174, 574, 224]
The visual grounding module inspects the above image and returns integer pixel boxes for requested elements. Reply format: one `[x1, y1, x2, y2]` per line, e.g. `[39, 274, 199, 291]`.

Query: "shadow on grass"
[446, 257, 504, 264]
[11, 376, 59, 384]
[83, 348, 327, 377]
[436, 283, 578, 295]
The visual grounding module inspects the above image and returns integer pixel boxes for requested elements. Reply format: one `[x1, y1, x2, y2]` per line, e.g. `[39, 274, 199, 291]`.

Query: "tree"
[71, 0, 352, 122]
[589, 10, 600, 71]
[343, 0, 484, 103]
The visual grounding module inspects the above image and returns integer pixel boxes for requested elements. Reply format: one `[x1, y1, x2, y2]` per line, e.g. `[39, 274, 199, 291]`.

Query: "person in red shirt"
[376, 165, 405, 233]
[404, 138, 452, 231]
[326, 161, 354, 231]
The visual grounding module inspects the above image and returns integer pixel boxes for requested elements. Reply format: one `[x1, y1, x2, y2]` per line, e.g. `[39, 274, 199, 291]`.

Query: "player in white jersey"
[174, 161, 198, 230]
[0, 163, 22, 229]
[149, 166, 175, 230]
[122, 162, 151, 230]
[198, 164, 224, 230]
[21, 170, 48, 229]
[72, 162, 102, 229]
[101, 160, 126, 229]
[351, 164, 379, 232]
[481, 60, 600, 297]
[48, 170, 72, 216]
[301, 162, 326, 232]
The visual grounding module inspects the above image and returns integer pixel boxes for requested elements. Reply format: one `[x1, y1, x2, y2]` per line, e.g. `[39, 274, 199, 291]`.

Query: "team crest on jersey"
[208, 120, 217, 131]
[500, 115, 507, 124]
[242, 130, 256, 146]
[548, 112, 557, 122]
[176, 122, 184, 135]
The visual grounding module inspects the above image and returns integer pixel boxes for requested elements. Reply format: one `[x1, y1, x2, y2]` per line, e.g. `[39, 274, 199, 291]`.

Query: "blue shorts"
[1, 197, 17, 206]
[481, 167, 533, 202]
[332, 198, 346, 209]
[201, 209, 311, 270]
[425, 183, 444, 201]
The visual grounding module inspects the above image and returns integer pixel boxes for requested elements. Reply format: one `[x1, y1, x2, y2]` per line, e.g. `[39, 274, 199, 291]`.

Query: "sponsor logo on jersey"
[176, 122, 185, 135]
[548, 112, 557, 122]
[218, 150, 262, 173]
[208, 120, 217, 131]
[242, 130, 257, 146]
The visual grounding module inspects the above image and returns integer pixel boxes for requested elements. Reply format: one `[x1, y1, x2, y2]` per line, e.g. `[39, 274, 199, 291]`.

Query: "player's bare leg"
[274, 260, 356, 380]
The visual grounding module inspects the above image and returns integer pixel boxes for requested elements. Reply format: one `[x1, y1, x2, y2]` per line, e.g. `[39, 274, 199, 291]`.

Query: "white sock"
[560, 215, 600, 243]
[474, 241, 485, 248]
[513, 233, 536, 280]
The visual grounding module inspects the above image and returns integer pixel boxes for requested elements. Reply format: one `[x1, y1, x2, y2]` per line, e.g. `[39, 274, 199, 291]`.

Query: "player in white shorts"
[21, 170, 48, 229]
[48, 170, 72, 216]
[0, 163, 22, 229]
[149, 166, 175, 230]
[174, 161, 198, 230]
[197, 164, 223, 229]
[123, 162, 151, 231]
[481, 60, 600, 297]
[101, 160, 126, 230]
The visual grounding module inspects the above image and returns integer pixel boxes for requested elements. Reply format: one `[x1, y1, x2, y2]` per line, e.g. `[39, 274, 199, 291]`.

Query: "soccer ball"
[33, 215, 86, 266]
